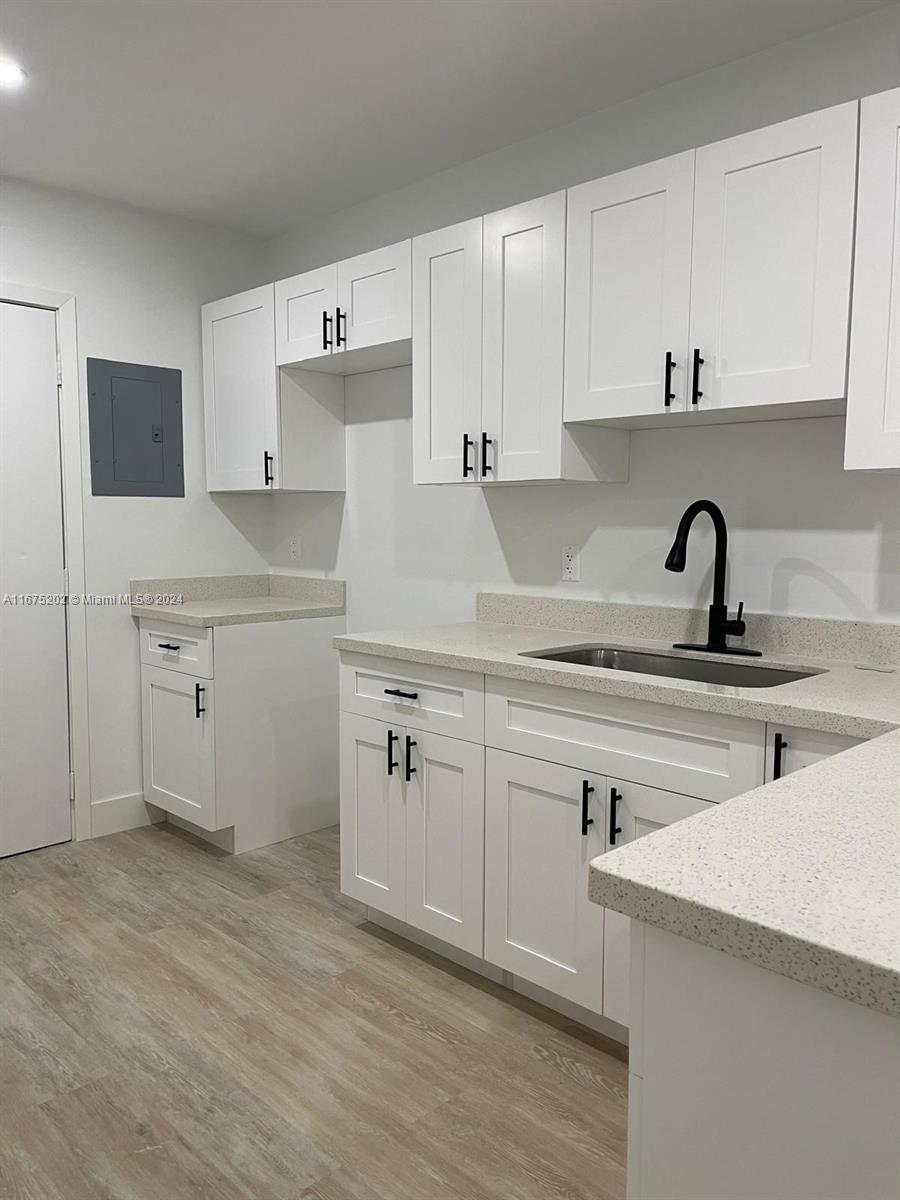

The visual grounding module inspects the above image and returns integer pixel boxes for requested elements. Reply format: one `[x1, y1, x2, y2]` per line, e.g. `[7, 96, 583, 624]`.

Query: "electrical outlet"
[562, 546, 580, 582]
[289, 535, 301, 563]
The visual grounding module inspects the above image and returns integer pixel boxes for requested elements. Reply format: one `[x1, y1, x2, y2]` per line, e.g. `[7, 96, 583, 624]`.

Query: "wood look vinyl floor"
[0, 824, 627, 1200]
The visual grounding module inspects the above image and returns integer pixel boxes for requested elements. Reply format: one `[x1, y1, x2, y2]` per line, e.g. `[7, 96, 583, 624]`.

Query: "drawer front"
[140, 619, 213, 678]
[340, 653, 484, 742]
[485, 677, 764, 802]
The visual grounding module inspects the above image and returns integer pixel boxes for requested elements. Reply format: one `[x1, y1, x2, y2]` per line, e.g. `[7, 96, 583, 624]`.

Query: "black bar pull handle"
[462, 433, 475, 478]
[322, 310, 333, 350]
[664, 351, 676, 408]
[773, 732, 788, 781]
[581, 780, 595, 837]
[387, 729, 399, 776]
[691, 348, 704, 406]
[157, 643, 180, 652]
[405, 735, 417, 783]
[335, 307, 347, 348]
[194, 683, 206, 719]
[263, 451, 274, 487]
[480, 431, 494, 477]
[384, 687, 419, 701]
[609, 787, 623, 846]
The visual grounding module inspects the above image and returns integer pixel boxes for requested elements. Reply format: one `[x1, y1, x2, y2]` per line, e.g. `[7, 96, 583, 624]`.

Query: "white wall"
[258, 7, 900, 633]
[0, 178, 267, 809]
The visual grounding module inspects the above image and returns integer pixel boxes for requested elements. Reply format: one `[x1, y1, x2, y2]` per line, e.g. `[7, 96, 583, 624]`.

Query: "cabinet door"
[484, 749, 605, 1012]
[337, 240, 411, 353]
[845, 89, 900, 470]
[274, 265, 338, 365]
[412, 219, 483, 484]
[141, 666, 216, 830]
[689, 102, 857, 411]
[602, 781, 713, 1027]
[564, 152, 694, 422]
[764, 724, 861, 782]
[339, 713, 405, 917]
[202, 285, 279, 491]
[482, 192, 566, 481]
[405, 731, 485, 955]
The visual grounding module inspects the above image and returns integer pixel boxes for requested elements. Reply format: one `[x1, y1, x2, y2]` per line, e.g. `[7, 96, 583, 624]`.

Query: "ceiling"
[1, 0, 891, 237]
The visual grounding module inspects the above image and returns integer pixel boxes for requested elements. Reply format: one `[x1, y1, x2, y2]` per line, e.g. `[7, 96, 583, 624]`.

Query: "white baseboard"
[166, 813, 235, 853]
[90, 792, 165, 838]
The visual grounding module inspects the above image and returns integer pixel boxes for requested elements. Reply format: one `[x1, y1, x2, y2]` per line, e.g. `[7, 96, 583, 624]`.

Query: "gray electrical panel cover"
[87, 358, 184, 496]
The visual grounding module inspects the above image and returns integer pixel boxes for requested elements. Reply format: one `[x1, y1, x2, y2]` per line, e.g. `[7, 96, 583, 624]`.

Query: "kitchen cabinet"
[764, 724, 861, 782]
[564, 151, 695, 422]
[142, 664, 216, 830]
[845, 88, 900, 471]
[484, 749, 606, 1010]
[275, 241, 412, 375]
[600, 780, 713, 1026]
[202, 285, 345, 493]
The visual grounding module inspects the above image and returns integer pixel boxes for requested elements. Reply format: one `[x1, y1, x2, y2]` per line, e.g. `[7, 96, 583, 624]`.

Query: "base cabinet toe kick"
[338, 652, 859, 1033]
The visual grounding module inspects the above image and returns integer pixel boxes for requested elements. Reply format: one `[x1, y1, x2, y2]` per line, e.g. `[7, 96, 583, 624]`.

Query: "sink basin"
[520, 645, 822, 688]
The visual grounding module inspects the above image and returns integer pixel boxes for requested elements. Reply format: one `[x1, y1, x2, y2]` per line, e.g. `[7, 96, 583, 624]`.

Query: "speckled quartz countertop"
[131, 573, 345, 627]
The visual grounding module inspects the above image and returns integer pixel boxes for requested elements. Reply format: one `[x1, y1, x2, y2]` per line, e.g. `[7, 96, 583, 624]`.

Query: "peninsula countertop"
[131, 573, 345, 627]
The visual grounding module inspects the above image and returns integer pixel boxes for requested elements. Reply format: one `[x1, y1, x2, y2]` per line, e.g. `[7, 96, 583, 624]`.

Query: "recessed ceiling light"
[0, 59, 27, 88]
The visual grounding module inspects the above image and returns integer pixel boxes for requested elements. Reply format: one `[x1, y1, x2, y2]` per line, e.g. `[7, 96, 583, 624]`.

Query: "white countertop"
[132, 596, 345, 627]
[130, 572, 346, 627]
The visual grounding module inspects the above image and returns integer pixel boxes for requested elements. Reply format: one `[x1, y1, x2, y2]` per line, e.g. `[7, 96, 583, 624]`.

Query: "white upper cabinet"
[845, 88, 900, 471]
[564, 152, 695, 422]
[203, 285, 280, 491]
[412, 219, 484, 484]
[275, 264, 337, 366]
[338, 240, 411, 352]
[689, 102, 857, 413]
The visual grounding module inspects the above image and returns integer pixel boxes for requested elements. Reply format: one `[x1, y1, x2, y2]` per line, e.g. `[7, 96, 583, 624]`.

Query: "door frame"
[1, 282, 92, 841]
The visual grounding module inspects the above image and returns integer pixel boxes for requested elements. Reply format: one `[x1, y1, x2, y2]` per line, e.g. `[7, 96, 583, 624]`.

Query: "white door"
[339, 713, 405, 917]
[602, 780, 713, 1027]
[689, 102, 857, 411]
[482, 192, 566, 481]
[202, 284, 279, 491]
[484, 749, 605, 1012]
[564, 152, 695, 421]
[336, 241, 411, 353]
[274, 265, 338, 366]
[764, 725, 861, 783]
[412, 219, 483, 483]
[0, 302, 71, 857]
[845, 88, 900, 470]
[141, 667, 216, 830]
[405, 730, 484, 955]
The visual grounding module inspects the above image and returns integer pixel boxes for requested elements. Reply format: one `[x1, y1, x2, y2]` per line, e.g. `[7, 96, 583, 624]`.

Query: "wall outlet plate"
[289, 536, 301, 562]
[562, 546, 580, 582]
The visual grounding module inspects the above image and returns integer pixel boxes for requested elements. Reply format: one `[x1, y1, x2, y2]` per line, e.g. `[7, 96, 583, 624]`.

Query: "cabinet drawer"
[340, 653, 484, 742]
[485, 677, 764, 802]
[140, 620, 213, 678]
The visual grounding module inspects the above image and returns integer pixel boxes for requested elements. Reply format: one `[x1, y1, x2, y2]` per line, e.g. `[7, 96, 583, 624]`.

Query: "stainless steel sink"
[520, 645, 822, 688]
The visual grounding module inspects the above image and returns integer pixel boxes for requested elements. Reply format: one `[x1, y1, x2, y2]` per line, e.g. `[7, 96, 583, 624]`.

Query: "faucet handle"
[735, 601, 743, 623]
[725, 601, 746, 638]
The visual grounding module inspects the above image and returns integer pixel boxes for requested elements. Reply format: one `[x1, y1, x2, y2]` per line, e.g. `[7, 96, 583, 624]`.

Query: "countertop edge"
[133, 602, 346, 627]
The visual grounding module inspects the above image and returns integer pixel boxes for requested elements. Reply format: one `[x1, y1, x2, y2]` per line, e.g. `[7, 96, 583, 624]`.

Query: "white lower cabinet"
[484, 749, 605, 1011]
[142, 665, 216, 830]
[764, 723, 861, 782]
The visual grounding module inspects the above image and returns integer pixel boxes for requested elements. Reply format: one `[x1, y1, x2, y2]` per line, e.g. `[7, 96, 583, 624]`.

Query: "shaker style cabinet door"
[339, 713, 406, 918]
[564, 151, 695, 422]
[412, 219, 484, 483]
[484, 749, 605, 1013]
[689, 102, 857, 412]
[274, 265, 338, 366]
[141, 667, 216, 831]
[202, 284, 279, 491]
[481, 192, 567, 481]
[337, 240, 411, 353]
[845, 88, 900, 470]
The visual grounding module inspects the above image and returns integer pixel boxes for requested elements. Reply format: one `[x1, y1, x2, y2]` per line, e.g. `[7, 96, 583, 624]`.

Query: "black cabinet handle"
[335, 307, 347, 348]
[462, 433, 475, 478]
[387, 729, 399, 776]
[405, 735, 417, 783]
[609, 787, 623, 846]
[773, 732, 788, 781]
[157, 643, 180, 652]
[664, 351, 676, 407]
[384, 687, 419, 701]
[322, 310, 333, 350]
[480, 432, 494, 477]
[581, 780, 595, 837]
[194, 683, 205, 719]
[263, 450, 274, 487]
[691, 348, 704, 406]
